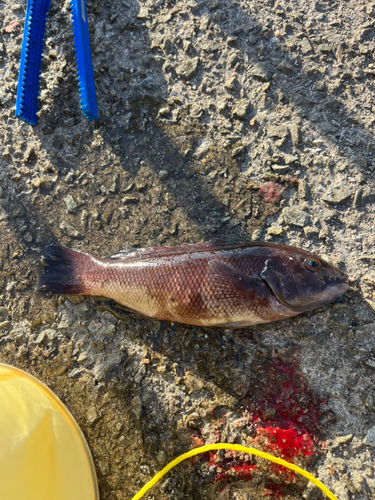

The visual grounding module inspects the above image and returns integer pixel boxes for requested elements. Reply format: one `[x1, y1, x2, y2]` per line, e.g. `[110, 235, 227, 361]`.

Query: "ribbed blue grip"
[70, 0, 98, 120]
[15, 0, 98, 125]
[15, 0, 52, 125]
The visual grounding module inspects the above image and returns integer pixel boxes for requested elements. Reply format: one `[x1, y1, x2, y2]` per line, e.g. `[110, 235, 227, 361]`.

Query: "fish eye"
[304, 258, 321, 272]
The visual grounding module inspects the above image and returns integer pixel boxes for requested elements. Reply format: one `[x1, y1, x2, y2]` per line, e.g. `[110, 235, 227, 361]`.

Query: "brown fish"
[37, 241, 349, 328]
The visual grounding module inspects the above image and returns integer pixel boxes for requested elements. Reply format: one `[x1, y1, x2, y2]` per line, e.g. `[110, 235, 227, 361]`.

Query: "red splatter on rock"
[244, 357, 327, 437]
[257, 425, 314, 462]
[5, 20, 20, 33]
[264, 482, 286, 499]
[287, 177, 299, 185]
[206, 449, 257, 484]
[259, 181, 282, 203]
[255, 425, 314, 483]
[195, 356, 334, 496]
[191, 435, 205, 448]
[242, 356, 333, 489]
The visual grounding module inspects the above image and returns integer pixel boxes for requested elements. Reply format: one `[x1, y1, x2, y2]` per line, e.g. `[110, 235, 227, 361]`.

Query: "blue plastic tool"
[15, 0, 98, 125]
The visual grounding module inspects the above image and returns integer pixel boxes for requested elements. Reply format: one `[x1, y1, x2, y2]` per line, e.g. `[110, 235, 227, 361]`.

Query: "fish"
[37, 241, 349, 328]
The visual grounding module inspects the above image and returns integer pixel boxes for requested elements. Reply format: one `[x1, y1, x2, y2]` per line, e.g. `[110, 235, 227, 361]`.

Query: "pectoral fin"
[205, 259, 268, 306]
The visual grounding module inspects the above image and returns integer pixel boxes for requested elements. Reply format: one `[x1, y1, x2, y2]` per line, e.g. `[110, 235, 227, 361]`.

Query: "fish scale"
[38, 242, 349, 329]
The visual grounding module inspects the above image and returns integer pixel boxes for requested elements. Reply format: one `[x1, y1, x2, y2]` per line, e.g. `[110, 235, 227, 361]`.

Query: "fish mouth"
[268, 281, 350, 313]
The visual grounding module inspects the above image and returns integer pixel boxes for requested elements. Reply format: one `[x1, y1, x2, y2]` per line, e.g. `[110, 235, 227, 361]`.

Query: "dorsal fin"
[105, 241, 253, 262]
[106, 248, 144, 260]
[213, 234, 252, 245]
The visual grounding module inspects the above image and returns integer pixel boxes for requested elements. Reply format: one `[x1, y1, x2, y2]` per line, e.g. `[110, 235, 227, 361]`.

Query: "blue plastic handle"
[15, 0, 52, 125]
[15, 0, 98, 125]
[70, 0, 98, 120]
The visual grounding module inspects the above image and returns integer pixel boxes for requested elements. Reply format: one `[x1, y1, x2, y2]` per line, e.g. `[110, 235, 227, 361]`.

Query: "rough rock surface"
[1, 0, 375, 499]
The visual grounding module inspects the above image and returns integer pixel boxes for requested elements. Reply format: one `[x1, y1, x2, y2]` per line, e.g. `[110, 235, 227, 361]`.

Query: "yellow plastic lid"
[0, 363, 99, 500]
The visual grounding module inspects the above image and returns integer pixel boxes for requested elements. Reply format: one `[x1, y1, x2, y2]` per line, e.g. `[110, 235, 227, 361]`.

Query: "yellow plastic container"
[0, 363, 99, 500]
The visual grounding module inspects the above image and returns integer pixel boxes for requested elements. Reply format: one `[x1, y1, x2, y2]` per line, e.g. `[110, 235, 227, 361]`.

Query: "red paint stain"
[195, 356, 333, 496]
[216, 462, 257, 483]
[206, 449, 257, 484]
[246, 357, 327, 486]
[192, 436, 205, 448]
[5, 20, 20, 33]
[254, 425, 314, 482]
[257, 425, 314, 461]
[286, 177, 299, 185]
[264, 482, 286, 499]
[259, 182, 282, 203]
[246, 357, 327, 437]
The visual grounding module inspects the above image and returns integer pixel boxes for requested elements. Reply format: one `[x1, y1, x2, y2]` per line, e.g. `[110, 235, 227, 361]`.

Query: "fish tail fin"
[37, 246, 91, 295]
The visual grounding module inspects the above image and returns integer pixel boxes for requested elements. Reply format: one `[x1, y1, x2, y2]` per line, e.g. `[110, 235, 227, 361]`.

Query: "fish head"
[260, 246, 349, 312]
